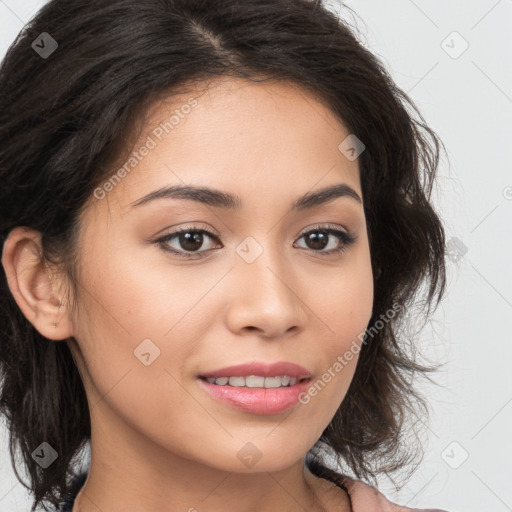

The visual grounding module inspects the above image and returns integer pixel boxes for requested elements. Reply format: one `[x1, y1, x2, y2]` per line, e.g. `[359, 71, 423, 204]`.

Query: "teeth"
[205, 375, 299, 388]
[229, 376, 245, 387]
[245, 375, 265, 387]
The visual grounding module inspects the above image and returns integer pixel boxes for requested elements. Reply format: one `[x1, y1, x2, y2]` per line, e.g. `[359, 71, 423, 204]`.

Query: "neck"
[71, 415, 334, 512]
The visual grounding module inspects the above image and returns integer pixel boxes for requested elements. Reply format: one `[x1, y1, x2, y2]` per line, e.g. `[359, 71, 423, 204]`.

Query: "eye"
[154, 223, 357, 259]
[294, 224, 357, 256]
[155, 224, 221, 259]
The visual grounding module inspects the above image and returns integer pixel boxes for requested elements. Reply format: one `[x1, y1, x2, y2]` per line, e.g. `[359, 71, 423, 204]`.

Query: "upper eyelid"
[161, 223, 350, 240]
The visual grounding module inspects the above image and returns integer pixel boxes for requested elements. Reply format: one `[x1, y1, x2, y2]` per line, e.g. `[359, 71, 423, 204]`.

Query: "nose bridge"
[236, 233, 293, 299]
[226, 233, 306, 334]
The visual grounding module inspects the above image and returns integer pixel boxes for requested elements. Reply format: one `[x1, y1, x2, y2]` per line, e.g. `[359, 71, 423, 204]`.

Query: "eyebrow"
[129, 182, 362, 211]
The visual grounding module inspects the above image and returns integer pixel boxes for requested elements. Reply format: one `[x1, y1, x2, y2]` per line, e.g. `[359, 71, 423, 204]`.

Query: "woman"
[0, 1, 449, 511]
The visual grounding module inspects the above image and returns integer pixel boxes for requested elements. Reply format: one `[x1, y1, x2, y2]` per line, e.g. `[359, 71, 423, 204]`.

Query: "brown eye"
[303, 230, 330, 251]
[176, 231, 205, 252]
[156, 227, 221, 258]
[294, 226, 356, 256]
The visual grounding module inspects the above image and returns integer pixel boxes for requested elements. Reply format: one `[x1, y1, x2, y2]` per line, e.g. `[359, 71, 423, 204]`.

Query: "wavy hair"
[0, 0, 447, 510]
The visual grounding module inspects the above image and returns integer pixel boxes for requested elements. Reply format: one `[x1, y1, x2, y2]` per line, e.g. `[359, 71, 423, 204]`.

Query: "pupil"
[180, 232, 203, 251]
[307, 231, 328, 250]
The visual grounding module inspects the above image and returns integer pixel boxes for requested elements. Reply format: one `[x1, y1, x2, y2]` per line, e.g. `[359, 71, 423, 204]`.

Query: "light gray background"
[1, 1, 511, 511]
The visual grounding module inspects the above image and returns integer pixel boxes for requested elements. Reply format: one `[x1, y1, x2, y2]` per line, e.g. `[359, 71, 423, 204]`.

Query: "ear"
[1, 226, 74, 341]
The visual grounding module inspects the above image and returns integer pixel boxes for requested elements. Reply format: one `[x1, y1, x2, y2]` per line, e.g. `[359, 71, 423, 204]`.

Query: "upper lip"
[199, 361, 312, 380]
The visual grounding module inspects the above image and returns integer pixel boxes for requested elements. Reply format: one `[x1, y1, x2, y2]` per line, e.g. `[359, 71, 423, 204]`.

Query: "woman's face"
[67, 77, 374, 473]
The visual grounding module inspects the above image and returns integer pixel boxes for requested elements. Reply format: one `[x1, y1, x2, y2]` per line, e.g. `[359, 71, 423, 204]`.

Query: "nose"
[223, 245, 309, 339]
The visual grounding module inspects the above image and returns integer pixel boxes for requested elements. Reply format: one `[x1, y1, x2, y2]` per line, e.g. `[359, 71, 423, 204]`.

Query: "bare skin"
[2, 77, 373, 512]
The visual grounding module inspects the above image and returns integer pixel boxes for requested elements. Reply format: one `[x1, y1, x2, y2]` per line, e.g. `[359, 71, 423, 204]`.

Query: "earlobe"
[1, 226, 74, 341]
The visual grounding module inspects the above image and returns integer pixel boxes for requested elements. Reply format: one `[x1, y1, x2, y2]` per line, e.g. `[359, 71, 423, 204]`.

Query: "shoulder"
[340, 474, 450, 512]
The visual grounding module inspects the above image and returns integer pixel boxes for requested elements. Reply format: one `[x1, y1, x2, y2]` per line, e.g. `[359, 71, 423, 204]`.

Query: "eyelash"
[154, 223, 357, 259]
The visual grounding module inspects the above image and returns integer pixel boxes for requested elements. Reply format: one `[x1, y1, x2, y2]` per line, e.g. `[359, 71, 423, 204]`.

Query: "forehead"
[88, 76, 362, 218]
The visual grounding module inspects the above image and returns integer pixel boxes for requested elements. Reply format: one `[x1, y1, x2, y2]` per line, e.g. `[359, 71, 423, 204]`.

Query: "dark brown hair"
[0, 0, 447, 510]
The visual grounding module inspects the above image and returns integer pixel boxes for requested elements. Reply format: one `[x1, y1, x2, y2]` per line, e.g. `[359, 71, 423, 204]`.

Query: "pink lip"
[199, 361, 312, 380]
[197, 377, 312, 415]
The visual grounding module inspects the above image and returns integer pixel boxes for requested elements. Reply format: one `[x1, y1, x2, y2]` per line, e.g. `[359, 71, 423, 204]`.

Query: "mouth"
[198, 375, 311, 388]
[197, 375, 313, 415]
[198, 360, 313, 383]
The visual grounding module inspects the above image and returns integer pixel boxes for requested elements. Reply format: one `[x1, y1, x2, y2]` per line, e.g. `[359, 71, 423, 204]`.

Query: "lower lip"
[197, 377, 312, 415]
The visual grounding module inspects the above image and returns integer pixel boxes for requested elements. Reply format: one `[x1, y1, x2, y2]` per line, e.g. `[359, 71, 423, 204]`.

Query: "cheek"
[69, 242, 217, 426]
[70, 261, 198, 449]
[301, 248, 373, 408]
[311, 242, 374, 350]
[328, 272, 374, 353]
